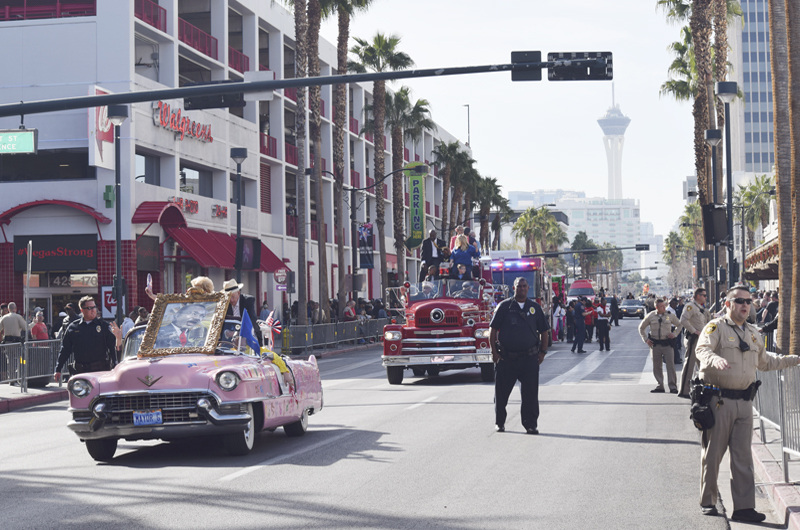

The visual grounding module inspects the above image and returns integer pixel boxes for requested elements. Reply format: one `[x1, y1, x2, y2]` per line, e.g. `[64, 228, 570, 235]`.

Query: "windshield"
[491, 271, 539, 298]
[446, 280, 481, 299]
[621, 300, 643, 307]
[405, 279, 482, 302]
[568, 287, 595, 296]
[122, 320, 258, 359]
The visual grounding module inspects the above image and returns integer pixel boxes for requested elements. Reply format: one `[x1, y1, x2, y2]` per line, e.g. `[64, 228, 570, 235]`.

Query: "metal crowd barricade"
[1, 339, 65, 393]
[280, 318, 390, 357]
[0, 341, 25, 386]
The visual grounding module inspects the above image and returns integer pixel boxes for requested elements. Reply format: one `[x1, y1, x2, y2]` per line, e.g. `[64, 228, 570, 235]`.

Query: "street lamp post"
[230, 148, 248, 283]
[107, 105, 128, 326]
[705, 129, 723, 304]
[717, 82, 737, 288]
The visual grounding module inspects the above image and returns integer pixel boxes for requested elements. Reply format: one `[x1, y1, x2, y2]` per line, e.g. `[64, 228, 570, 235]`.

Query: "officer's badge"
[706, 323, 717, 334]
[235, 324, 241, 330]
[686, 305, 692, 311]
[96, 325, 101, 333]
[529, 307, 536, 315]
[752, 334, 758, 343]
[727, 336, 736, 342]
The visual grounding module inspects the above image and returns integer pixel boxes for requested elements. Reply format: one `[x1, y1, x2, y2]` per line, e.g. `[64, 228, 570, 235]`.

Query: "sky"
[319, 0, 695, 238]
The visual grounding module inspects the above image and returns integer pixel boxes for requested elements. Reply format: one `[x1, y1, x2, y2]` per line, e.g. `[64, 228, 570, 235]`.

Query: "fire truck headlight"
[384, 331, 402, 341]
[474, 328, 491, 339]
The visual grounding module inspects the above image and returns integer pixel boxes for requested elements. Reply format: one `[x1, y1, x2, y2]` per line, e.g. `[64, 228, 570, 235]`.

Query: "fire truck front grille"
[416, 316, 460, 326]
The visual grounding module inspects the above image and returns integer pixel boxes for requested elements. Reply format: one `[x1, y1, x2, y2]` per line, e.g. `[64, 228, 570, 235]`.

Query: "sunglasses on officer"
[731, 297, 753, 305]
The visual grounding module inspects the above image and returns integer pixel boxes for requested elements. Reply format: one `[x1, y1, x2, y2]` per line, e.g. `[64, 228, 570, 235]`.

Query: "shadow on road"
[538, 431, 699, 445]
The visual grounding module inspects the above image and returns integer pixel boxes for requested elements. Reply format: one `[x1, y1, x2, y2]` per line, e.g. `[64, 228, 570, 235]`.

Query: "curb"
[751, 431, 800, 528]
[0, 389, 68, 414]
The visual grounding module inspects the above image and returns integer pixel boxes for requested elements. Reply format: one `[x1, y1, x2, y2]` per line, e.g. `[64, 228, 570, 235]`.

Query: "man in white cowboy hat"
[222, 279, 262, 344]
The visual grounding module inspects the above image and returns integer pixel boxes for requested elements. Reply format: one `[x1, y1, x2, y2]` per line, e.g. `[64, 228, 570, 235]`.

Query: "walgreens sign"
[153, 101, 214, 143]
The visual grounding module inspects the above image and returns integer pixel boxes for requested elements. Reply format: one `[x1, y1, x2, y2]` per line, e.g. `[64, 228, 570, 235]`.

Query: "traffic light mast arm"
[315, 165, 424, 192]
[522, 244, 649, 259]
[0, 58, 609, 119]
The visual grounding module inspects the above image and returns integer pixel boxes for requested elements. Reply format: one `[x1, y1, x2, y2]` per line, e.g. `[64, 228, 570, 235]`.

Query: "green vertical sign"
[404, 162, 427, 249]
[0, 129, 37, 154]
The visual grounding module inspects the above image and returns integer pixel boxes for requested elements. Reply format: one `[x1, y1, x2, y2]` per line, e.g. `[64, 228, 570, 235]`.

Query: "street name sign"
[0, 129, 37, 154]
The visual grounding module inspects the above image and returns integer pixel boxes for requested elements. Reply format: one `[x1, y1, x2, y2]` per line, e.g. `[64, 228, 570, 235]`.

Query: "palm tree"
[767, 0, 792, 353]
[475, 177, 508, 252]
[571, 231, 598, 277]
[789, 0, 800, 357]
[307, 0, 330, 322]
[349, 33, 413, 301]
[459, 165, 481, 228]
[330, 0, 373, 319]
[431, 141, 461, 239]
[448, 150, 475, 235]
[382, 86, 434, 283]
[678, 201, 703, 250]
[511, 208, 537, 254]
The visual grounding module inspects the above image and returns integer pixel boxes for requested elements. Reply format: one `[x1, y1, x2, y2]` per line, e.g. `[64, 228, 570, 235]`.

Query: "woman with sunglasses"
[54, 295, 122, 381]
[695, 285, 800, 522]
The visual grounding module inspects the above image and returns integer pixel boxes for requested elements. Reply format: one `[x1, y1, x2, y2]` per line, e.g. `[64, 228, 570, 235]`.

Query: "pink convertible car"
[66, 292, 322, 462]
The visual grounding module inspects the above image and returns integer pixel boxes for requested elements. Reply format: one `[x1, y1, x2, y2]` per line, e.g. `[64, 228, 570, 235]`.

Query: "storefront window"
[0, 150, 94, 182]
[180, 166, 213, 198]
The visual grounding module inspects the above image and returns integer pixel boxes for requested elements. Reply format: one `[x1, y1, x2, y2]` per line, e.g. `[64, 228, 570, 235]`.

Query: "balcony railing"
[435, 205, 440, 218]
[320, 99, 325, 118]
[434, 165, 439, 177]
[134, 0, 166, 32]
[178, 18, 218, 60]
[285, 87, 297, 102]
[286, 215, 298, 237]
[351, 170, 360, 188]
[404, 148, 409, 162]
[426, 201, 430, 214]
[285, 143, 298, 166]
[365, 131, 374, 144]
[404, 192, 409, 207]
[366, 176, 375, 191]
[260, 134, 278, 159]
[229, 47, 250, 74]
[415, 154, 420, 162]
[310, 223, 328, 242]
[381, 135, 387, 151]
[349, 117, 359, 134]
[258, 64, 276, 79]
[310, 157, 327, 174]
[0, 1, 96, 21]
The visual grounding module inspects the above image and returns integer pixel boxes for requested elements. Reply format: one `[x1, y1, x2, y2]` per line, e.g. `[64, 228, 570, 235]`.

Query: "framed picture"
[138, 290, 230, 357]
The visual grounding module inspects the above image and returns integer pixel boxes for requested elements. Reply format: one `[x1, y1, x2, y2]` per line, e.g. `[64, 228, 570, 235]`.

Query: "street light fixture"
[107, 104, 128, 327]
[705, 128, 723, 304]
[230, 147, 248, 283]
[717, 81, 738, 287]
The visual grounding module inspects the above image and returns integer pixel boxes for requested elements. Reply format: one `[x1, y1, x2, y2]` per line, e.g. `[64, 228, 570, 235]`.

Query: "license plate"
[133, 410, 163, 426]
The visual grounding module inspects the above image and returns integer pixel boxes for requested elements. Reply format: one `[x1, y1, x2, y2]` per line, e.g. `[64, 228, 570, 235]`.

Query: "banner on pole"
[359, 223, 374, 269]
[404, 162, 426, 249]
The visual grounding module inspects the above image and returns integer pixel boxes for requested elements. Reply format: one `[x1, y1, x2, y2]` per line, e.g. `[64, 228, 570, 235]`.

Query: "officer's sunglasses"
[82, 305, 97, 311]
[732, 298, 753, 305]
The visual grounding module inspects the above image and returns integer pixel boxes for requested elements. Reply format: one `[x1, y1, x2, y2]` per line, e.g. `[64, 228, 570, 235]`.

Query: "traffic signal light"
[511, 51, 542, 82]
[184, 80, 245, 110]
[635, 244, 650, 251]
[547, 52, 613, 81]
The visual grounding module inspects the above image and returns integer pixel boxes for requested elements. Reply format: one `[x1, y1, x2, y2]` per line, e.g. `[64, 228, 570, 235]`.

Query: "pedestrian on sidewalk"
[639, 299, 683, 393]
[53, 296, 122, 381]
[695, 285, 800, 522]
[490, 277, 549, 434]
[584, 300, 597, 343]
[565, 300, 575, 343]
[677, 289, 710, 397]
[609, 294, 620, 326]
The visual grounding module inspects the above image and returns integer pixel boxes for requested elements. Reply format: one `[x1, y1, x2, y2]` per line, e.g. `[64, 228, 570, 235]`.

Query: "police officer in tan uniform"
[695, 285, 800, 522]
[678, 288, 711, 397]
[639, 298, 683, 393]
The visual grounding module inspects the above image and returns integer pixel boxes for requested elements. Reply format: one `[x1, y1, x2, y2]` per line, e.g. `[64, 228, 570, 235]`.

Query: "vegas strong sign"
[0, 129, 37, 154]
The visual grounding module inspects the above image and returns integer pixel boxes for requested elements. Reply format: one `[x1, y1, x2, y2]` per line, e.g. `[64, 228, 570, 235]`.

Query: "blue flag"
[240, 311, 261, 353]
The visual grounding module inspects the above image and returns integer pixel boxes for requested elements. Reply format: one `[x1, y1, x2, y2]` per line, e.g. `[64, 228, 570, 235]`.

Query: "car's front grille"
[97, 392, 215, 426]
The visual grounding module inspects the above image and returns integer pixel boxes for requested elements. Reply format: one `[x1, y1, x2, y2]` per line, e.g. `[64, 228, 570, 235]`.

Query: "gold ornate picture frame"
[138, 290, 230, 358]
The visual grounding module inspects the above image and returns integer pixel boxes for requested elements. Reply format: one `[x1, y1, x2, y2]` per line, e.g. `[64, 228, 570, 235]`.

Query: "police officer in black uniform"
[53, 296, 122, 381]
[490, 277, 549, 434]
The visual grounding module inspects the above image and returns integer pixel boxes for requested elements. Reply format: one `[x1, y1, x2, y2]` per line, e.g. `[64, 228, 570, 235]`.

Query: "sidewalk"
[0, 382, 68, 414]
[0, 342, 378, 415]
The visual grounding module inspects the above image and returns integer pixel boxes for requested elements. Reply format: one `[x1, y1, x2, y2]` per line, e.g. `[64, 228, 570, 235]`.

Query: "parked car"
[66, 289, 323, 462]
[619, 299, 645, 319]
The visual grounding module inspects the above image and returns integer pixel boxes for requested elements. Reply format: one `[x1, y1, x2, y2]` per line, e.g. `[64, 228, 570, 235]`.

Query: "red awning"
[165, 227, 228, 269]
[259, 241, 289, 273]
[132, 201, 187, 228]
[0, 200, 112, 225]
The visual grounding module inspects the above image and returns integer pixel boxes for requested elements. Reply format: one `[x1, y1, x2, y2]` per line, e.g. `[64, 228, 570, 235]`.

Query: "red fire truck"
[382, 278, 503, 385]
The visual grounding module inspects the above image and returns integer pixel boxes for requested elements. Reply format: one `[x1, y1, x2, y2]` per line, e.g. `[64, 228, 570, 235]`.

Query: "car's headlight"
[217, 371, 240, 391]
[68, 379, 92, 398]
[474, 328, 491, 339]
[384, 330, 402, 341]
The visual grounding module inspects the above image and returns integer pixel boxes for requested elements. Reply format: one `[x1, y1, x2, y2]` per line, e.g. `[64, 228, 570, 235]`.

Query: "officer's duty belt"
[718, 386, 759, 401]
[648, 336, 672, 346]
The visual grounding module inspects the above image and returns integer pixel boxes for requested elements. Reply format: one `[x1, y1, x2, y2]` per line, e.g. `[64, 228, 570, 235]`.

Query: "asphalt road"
[0, 319, 737, 529]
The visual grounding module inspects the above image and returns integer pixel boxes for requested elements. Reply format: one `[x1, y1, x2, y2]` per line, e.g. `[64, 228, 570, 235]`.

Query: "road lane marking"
[219, 431, 353, 482]
[639, 353, 658, 385]
[405, 396, 438, 410]
[322, 370, 387, 388]
[321, 358, 380, 377]
[543, 350, 614, 386]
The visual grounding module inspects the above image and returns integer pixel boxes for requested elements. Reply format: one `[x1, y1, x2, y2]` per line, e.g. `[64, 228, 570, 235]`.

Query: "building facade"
[0, 0, 460, 326]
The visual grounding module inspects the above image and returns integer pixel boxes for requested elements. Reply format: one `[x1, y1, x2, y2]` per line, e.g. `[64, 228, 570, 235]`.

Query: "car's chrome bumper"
[382, 350, 492, 367]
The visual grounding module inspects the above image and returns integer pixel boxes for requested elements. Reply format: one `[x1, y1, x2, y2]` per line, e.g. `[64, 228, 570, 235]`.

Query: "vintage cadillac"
[66, 289, 323, 462]
[382, 279, 504, 385]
